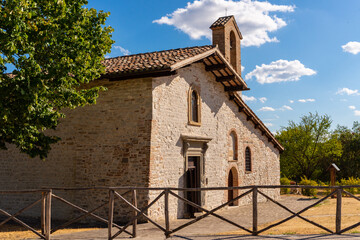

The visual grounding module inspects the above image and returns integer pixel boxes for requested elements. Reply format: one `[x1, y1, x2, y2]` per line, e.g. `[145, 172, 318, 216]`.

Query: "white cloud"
[264, 122, 273, 127]
[153, 0, 295, 47]
[342, 41, 360, 55]
[242, 95, 256, 102]
[298, 99, 315, 103]
[245, 59, 316, 84]
[355, 110, 360, 116]
[259, 97, 267, 103]
[289, 100, 294, 103]
[280, 105, 293, 111]
[113, 46, 131, 56]
[336, 88, 360, 96]
[241, 65, 245, 71]
[259, 106, 275, 112]
[349, 106, 356, 110]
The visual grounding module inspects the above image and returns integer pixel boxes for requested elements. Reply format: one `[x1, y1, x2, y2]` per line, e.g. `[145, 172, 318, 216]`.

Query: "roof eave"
[213, 48, 247, 88]
[169, 46, 247, 89]
[233, 93, 284, 152]
[170, 47, 218, 71]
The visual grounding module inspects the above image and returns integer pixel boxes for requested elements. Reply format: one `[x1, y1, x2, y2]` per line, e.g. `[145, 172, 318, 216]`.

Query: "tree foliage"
[333, 122, 360, 179]
[276, 113, 342, 181]
[0, 0, 113, 158]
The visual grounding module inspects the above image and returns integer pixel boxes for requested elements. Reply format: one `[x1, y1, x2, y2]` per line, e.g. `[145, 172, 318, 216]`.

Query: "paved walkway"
[30, 196, 360, 240]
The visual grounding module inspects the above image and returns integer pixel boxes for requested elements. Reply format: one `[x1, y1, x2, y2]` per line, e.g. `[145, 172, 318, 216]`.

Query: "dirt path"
[5, 194, 360, 239]
[47, 195, 322, 239]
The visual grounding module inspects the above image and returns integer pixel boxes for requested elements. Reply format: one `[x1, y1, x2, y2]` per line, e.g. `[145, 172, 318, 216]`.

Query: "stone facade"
[0, 65, 280, 222]
[0, 78, 153, 221]
[0, 16, 281, 223]
[148, 63, 280, 220]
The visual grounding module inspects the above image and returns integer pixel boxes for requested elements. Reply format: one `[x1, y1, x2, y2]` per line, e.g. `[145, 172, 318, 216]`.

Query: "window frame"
[188, 86, 201, 126]
[245, 146, 252, 173]
[229, 130, 238, 161]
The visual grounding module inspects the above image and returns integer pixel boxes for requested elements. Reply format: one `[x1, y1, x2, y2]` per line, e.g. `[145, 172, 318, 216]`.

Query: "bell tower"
[210, 16, 243, 75]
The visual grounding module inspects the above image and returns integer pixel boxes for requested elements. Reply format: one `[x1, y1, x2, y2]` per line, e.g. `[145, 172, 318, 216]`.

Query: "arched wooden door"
[227, 167, 239, 206]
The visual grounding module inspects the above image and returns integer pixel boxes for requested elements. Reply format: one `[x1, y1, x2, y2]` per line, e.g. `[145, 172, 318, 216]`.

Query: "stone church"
[0, 16, 282, 221]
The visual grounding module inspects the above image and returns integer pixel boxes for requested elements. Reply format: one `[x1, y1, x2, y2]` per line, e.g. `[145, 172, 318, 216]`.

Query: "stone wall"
[149, 63, 280, 220]
[0, 64, 280, 223]
[0, 78, 153, 222]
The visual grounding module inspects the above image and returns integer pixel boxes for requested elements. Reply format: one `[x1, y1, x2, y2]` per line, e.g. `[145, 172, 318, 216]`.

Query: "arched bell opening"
[229, 30, 237, 71]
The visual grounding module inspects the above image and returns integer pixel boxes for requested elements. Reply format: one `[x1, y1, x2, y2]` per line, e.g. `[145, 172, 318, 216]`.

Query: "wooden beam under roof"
[224, 86, 250, 92]
[216, 75, 235, 82]
[205, 64, 226, 71]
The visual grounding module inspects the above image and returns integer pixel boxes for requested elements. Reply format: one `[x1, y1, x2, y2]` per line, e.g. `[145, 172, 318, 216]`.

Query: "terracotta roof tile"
[103, 45, 215, 76]
[210, 16, 233, 28]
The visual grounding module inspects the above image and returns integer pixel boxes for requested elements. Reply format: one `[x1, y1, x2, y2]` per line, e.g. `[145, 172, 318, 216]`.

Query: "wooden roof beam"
[216, 75, 235, 82]
[205, 64, 226, 71]
[225, 86, 250, 92]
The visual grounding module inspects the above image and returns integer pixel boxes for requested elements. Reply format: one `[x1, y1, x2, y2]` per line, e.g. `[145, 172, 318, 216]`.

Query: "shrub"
[340, 177, 360, 194]
[318, 180, 331, 195]
[280, 177, 291, 194]
[299, 176, 318, 197]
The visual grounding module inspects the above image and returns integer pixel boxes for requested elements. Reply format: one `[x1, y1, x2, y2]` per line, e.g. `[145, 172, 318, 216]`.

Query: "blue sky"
[86, 0, 360, 133]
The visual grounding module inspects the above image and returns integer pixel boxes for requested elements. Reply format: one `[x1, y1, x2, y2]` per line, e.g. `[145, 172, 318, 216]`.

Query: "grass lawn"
[0, 225, 100, 240]
[222, 195, 360, 236]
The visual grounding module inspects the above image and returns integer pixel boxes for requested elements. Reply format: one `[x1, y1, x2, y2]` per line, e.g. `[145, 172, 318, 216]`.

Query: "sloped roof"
[210, 16, 233, 28]
[101, 45, 282, 152]
[210, 16, 243, 39]
[103, 45, 215, 76]
[103, 45, 248, 90]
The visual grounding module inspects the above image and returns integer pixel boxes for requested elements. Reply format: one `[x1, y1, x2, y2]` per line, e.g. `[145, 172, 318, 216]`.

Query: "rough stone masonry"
[0, 16, 281, 223]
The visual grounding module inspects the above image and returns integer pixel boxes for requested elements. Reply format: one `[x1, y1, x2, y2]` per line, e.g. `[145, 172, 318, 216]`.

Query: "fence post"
[41, 191, 46, 236]
[164, 189, 170, 238]
[108, 189, 114, 240]
[252, 187, 258, 236]
[45, 189, 52, 240]
[132, 189, 138, 238]
[336, 187, 342, 234]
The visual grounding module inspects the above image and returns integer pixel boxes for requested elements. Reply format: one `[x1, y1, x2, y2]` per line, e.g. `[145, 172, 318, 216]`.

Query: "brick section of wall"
[0, 78, 153, 222]
[149, 63, 280, 220]
[212, 19, 242, 75]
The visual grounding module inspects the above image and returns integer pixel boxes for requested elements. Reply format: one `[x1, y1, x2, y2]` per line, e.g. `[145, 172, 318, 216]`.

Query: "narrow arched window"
[230, 131, 238, 160]
[245, 147, 251, 172]
[230, 31, 237, 71]
[191, 91, 198, 122]
[188, 87, 201, 125]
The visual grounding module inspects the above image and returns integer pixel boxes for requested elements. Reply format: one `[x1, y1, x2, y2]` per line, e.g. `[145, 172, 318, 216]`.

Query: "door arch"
[227, 167, 239, 206]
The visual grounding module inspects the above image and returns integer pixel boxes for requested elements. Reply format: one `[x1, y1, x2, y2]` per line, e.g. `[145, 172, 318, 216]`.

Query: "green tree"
[0, 0, 113, 158]
[334, 122, 360, 179]
[276, 113, 342, 181]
